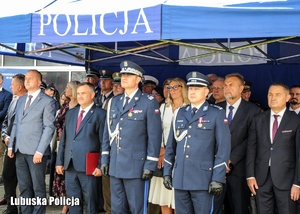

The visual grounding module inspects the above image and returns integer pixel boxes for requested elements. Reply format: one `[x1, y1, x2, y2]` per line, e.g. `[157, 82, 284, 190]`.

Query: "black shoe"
[2, 210, 18, 214]
[0, 197, 7, 206]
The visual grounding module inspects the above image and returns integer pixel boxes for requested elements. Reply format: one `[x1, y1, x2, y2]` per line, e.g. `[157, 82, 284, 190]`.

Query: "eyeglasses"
[151, 93, 162, 97]
[167, 85, 182, 91]
[211, 86, 224, 91]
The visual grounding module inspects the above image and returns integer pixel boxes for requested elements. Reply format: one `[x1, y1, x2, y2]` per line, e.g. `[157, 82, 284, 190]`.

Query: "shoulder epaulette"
[210, 104, 223, 110]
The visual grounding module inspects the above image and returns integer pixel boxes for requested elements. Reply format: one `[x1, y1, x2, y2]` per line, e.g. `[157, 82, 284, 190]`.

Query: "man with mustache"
[289, 85, 300, 117]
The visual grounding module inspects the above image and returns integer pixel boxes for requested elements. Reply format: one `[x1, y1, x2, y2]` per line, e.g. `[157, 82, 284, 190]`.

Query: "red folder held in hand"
[86, 152, 100, 175]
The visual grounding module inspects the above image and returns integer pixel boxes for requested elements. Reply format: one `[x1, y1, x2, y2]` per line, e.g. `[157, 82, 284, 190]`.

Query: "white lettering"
[39, 14, 52, 36]
[132, 8, 153, 34]
[53, 14, 71, 36]
[119, 11, 128, 35]
[74, 15, 88, 36]
[91, 14, 97, 35]
[100, 13, 117, 35]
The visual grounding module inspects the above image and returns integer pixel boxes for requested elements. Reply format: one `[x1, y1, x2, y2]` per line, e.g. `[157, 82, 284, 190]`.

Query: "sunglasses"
[167, 85, 182, 91]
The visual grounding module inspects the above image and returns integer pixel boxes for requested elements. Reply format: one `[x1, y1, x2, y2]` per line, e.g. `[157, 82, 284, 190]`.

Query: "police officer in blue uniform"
[100, 61, 162, 214]
[163, 71, 231, 214]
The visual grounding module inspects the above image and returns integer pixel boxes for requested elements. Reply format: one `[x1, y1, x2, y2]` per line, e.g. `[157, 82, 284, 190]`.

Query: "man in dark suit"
[101, 61, 162, 214]
[56, 82, 106, 214]
[213, 73, 261, 214]
[247, 82, 300, 214]
[8, 70, 56, 214]
[289, 85, 300, 117]
[1, 74, 27, 214]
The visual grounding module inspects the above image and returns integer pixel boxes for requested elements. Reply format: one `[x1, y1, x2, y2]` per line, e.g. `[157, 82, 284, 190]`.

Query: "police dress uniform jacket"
[247, 109, 300, 190]
[101, 90, 162, 179]
[164, 102, 231, 190]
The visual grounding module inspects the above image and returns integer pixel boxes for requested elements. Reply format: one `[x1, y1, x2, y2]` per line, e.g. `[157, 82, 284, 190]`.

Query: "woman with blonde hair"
[149, 77, 189, 214]
[52, 80, 80, 214]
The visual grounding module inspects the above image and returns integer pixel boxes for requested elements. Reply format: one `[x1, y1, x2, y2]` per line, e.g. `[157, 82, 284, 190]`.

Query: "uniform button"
[120, 118, 123, 120]
[119, 137, 122, 140]
[189, 125, 192, 129]
[188, 135, 191, 138]
[186, 155, 189, 158]
[186, 145, 190, 148]
[209, 168, 212, 170]
[119, 127, 122, 130]
[270, 148, 273, 150]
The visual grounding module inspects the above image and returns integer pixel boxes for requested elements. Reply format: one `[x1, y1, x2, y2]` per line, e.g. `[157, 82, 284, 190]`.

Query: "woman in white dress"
[149, 78, 190, 214]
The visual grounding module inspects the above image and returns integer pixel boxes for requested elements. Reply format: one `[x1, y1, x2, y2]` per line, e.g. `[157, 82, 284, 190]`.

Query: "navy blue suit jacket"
[56, 104, 106, 172]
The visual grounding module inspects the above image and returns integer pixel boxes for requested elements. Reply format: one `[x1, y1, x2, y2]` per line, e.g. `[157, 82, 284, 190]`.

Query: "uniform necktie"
[272, 115, 279, 141]
[24, 95, 33, 114]
[228, 106, 234, 125]
[123, 96, 130, 110]
[76, 110, 85, 133]
[191, 107, 197, 117]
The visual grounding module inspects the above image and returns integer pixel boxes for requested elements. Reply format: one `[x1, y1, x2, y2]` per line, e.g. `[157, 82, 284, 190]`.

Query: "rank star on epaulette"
[211, 104, 223, 110]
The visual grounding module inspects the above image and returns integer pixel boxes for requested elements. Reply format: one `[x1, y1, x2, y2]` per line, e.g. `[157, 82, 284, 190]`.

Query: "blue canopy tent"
[0, 0, 300, 108]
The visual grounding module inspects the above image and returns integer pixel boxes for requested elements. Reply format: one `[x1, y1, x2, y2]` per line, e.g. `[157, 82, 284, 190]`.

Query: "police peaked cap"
[100, 69, 114, 80]
[120, 61, 145, 77]
[143, 75, 159, 86]
[186, 71, 211, 87]
[112, 72, 121, 84]
[86, 68, 100, 78]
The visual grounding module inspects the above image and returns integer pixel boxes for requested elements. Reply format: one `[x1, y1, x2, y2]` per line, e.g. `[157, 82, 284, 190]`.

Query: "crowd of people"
[0, 61, 299, 214]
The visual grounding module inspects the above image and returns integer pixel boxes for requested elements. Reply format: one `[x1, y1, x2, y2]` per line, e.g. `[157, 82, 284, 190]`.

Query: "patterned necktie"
[191, 107, 197, 117]
[123, 97, 130, 110]
[76, 110, 85, 133]
[272, 115, 279, 141]
[228, 106, 234, 125]
[24, 95, 33, 114]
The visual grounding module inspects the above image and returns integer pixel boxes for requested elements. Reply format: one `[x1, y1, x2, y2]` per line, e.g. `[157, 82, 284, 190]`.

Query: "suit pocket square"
[282, 130, 292, 133]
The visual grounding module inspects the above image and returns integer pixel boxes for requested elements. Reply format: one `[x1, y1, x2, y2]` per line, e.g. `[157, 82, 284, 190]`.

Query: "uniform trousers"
[110, 176, 146, 214]
[175, 189, 213, 214]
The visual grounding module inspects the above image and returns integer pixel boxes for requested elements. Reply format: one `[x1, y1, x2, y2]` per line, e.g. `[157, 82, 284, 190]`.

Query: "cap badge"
[102, 70, 106, 76]
[192, 72, 197, 77]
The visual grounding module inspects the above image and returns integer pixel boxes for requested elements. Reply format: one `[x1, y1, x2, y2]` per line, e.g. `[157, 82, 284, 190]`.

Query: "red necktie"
[76, 110, 85, 133]
[272, 115, 279, 141]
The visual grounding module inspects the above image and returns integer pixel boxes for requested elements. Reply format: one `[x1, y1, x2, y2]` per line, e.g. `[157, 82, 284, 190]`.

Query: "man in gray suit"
[2, 73, 27, 214]
[8, 70, 56, 214]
